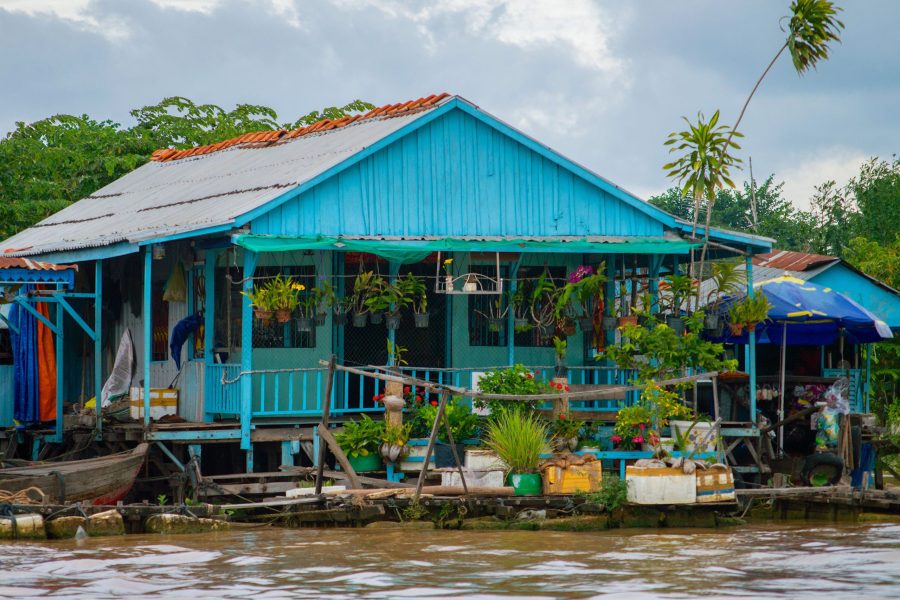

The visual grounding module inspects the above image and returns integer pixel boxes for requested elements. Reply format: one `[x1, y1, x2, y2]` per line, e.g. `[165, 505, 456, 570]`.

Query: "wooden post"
[315, 355, 337, 495]
[442, 405, 468, 495]
[414, 391, 449, 500]
[317, 424, 362, 490]
[551, 377, 569, 418]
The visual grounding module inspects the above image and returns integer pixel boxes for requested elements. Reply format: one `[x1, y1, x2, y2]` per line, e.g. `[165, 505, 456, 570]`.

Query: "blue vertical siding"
[251, 108, 663, 239]
[0, 365, 12, 427]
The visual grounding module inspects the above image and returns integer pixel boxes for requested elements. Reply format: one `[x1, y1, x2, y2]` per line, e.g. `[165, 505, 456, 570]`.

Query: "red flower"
[638, 423, 646, 431]
[430, 400, 438, 407]
[559, 413, 567, 420]
[611, 435, 622, 444]
[632, 435, 644, 444]
[564, 385, 570, 392]
[403, 386, 411, 395]
[526, 373, 534, 379]
[415, 395, 422, 403]
[372, 394, 379, 402]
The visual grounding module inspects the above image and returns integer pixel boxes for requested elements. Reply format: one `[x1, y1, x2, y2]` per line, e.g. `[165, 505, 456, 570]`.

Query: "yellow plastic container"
[129, 387, 178, 420]
[542, 461, 603, 495]
[695, 464, 736, 503]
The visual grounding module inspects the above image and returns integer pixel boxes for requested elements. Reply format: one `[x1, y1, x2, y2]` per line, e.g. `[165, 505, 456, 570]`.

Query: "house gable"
[249, 105, 665, 239]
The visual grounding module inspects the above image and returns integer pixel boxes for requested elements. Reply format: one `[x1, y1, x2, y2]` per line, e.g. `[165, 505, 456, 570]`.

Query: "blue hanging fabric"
[170, 313, 203, 370]
[9, 294, 39, 423]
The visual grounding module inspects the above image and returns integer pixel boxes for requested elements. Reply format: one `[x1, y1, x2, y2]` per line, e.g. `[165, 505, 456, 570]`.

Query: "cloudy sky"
[0, 0, 897, 209]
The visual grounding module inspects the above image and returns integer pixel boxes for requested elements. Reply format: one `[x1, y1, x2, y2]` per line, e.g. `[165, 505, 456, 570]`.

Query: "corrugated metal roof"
[0, 96, 451, 257]
[0, 257, 77, 271]
[754, 250, 837, 271]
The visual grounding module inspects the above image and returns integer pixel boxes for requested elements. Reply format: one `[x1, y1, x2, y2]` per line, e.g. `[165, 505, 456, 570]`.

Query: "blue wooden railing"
[205, 363, 633, 419]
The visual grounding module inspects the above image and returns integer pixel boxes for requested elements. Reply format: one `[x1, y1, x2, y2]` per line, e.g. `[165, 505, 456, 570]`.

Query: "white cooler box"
[130, 387, 178, 421]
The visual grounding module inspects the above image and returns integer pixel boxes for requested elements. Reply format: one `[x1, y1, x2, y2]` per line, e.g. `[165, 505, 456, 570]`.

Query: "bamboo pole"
[415, 391, 449, 500]
[315, 355, 337, 495]
[442, 404, 468, 495]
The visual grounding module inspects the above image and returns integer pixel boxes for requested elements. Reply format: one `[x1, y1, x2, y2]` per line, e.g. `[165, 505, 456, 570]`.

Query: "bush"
[475, 364, 551, 414]
[484, 409, 549, 474]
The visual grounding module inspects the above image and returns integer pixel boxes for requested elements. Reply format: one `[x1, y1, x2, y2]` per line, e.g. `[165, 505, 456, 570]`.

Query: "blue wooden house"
[0, 94, 773, 471]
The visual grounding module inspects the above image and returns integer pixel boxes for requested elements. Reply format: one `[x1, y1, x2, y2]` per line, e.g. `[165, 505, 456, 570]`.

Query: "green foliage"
[844, 236, 899, 292]
[664, 110, 743, 207]
[474, 364, 551, 413]
[548, 413, 584, 440]
[729, 294, 773, 326]
[552, 336, 567, 360]
[386, 339, 409, 367]
[612, 403, 654, 449]
[418, 397, 479, 442]
[579, 475, 628, 512]
[263, 274, 301, 311]
[157, 494, 169, 506]
[240, 283, 271, 311]
[0, 96, 373, 239]
[785, 0, 845, 74]
[659, 273, 698, 315]
[849, 158, 900, 249]
[334, 415, 384, 457]
[382, 421, 412, 447]
[483, 409, 549, 474]
[397, 272, 427, 314]
[705, 260, 746, 308]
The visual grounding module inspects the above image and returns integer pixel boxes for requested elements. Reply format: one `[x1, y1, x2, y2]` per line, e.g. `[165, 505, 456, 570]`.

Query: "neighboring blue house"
[0, 94, 773, 470]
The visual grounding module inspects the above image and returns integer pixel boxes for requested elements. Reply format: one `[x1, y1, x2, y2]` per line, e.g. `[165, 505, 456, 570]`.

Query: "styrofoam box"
[129, 387, 178, 421]
[626, 466, 697, 505]
[286, 485, 346, 497]
[440, 468, 506, 488]
[464, 449, 507, 470]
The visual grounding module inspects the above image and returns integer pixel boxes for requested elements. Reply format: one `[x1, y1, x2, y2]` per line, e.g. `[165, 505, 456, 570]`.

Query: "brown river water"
[1, 522, 900, 599]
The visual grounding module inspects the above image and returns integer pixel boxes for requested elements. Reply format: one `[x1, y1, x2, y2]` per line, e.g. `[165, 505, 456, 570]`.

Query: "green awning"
[233, 235, 700, 264]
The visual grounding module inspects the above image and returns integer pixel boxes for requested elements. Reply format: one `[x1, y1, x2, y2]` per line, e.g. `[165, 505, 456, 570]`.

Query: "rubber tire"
[801, 452, 844, 487]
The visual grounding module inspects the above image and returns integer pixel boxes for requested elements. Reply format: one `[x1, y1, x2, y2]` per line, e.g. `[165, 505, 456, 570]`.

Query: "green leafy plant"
[612, 403, 654, 450]
[579, 475, 628, 512]
[366, 280, 408, 316]
[350, 271, 381, 315]
[659, 273, 698, 316]
[240, 283, 272, 311]
[552, 336, 567, 362]
[555, 264, 606, 321]
[334, 415, 384, 457]
[419, 397, 479, 442]
[382, 421, 412, 447]
[157, 494, 169, 506]
[475, 364, 551, 413]
[386, 339, 408, 367]
[529, 270, 559, 328]
[397, 272, 427, 315]
[483, 409, 549, 474]
[264, 274, 301, 311]
[548, 413, 584, 441]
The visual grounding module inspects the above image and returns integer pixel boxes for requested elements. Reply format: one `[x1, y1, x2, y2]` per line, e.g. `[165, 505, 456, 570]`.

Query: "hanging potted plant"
[659, 273, 696, 336]
[477, 293, 508, 333]
[265, 274, 301, 324]
[727, 301, 746, 336]
[511, 286, 530, 330]
[379, 421, 412, 464]
[334, 415, 385, 473]
[549, 412, 584, 453]
[484, 408, 549, 496]
[240, 284, 273, 324]
[332, 295, 352, 326]
[616, 281, 638, 327]
[370, 281, 408, 331]
[398, 272, 429, 328]
[552, 335, 568, 378]
[704, 261, 745, 334]
[529, 270, 558, 338]
[296, 288, 316, 333]
[312, 281, 336, 327]
[557, 264, 606, 333]
[741, 293, 773, 333]
[350, 271, 380, 327]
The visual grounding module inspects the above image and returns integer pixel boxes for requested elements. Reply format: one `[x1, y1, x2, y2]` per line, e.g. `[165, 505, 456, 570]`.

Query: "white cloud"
[331, 0, 624, 75]
[777, 147, 869, 211]
[0, 0, 130, 40]
[148, 0, 222, 13]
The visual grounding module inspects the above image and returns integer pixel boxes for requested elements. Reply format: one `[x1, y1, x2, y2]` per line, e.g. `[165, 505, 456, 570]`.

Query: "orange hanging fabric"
[35, 301, 57, 422]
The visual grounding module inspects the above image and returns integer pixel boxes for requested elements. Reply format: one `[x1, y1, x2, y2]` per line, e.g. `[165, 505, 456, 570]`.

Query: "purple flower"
[568, 265, 594, 284]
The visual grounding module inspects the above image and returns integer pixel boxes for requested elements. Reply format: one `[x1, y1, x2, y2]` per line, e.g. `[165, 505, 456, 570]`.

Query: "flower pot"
[602, 316, 617, 330]
[433, 442, 466, 468]
[669, 420, 719, 453]
[514, 317, 528, 329]
[578, 317, 593, 332]
[666, 315, 685, 335]
[379, 443, 409, 463]
[369, 312, 383, 325]
[745, 321, 758, 333]
[618, 315, 638, 327]
[444, 274, 454, 291]
[315, 312, 328, 327]
[561, 320, 576, 336]
[704, 313, 719, 329]
[352, 312, 368, 328]
[705, 322, 724, 338]
[296, 317, 313, 333]
[333, 309, 348, 326]
[728, 322, 744, 336]
[488, 317, 504, 332]
[507, 472, 542, 496]
[347, 452, 382, 473]
[552, 436, 579, 453]
[641, 437, 675, 454]
[414, 312, 430, 328]
[254, 309, 274, 324]
[275, 309, 293, 324]
[385, 314, 401, 330]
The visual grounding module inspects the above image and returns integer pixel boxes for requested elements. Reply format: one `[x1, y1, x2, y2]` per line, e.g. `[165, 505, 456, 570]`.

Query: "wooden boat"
[0, 443, 148, 505]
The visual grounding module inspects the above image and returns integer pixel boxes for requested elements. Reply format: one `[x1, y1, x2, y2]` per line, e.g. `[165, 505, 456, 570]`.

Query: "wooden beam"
[317, 423, 361, 490]
[315, 355, 336, 495]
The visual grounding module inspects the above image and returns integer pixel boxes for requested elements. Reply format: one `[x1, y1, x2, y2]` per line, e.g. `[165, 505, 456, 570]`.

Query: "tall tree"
[0, 97, 374, 240]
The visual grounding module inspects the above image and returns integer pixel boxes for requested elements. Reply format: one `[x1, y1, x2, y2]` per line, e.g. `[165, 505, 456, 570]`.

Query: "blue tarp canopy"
[719, 276, 893, 345]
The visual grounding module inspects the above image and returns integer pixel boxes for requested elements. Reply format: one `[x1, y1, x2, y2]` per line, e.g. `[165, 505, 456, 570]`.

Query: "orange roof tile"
[753, 250, 838, 272]
[150, 93, 451, 163]
[0, 257, 77, 272]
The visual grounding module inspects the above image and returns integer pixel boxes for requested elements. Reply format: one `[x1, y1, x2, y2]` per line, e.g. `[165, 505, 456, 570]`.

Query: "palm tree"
[662, 0, 844, 304]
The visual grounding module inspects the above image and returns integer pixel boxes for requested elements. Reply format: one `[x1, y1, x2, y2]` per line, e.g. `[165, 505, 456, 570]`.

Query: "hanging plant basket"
[666, 315, 685, 336]
[704, 313, 720, 329]
[514, 317, 528, 329]
[297, 317, 313, 333]
[414, 312, 430, 328]
[352, 312, 368, 328]
[275, 309, 293, 324]
[333, 308, 348, 326]
[618, 315, 638, 327]
[602, 316, 617, 330]
[385, 314, 401, 330]
[728, 322, 745, 336]
[369, 312, 383, 325]
[315, 312, 328, 327]
[488, 317, 504, 332]
[379, 443, 409, 463]
[254, 309, 274, 324]
[561, 320, 576, 336]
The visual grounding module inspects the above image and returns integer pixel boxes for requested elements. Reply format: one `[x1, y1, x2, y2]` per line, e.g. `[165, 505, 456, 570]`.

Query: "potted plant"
[529, 269, 558, 336]
[511, 286, 530, 330]
[296, 289, 315, 332]
[312, 281, 336, 327]
[332, 294, 352, 326]
[616, 281, 638, 327]
[334, 415, 384, 472]
[350, 271, 380, 327]
[552, 335, 568, 378]
[641, 381, 692, 453]
[474, 364, 551, 414]
[418, 397, 479, 468]
[240, 283, 273, 324]
[557, 264, 606, 334]
[398, 272, 429, 328]
[704, 261, 745, 333]
[611, 403, 653, 450]
[477, 294, 508, 333]
[380, 421, 412, 463]
[265, 274, 301, 324]
[741, 293, 773, 332]
[484, 409, 549, 496]
[727, 301, 746, 336]
[549, 412, 584, 453]
[659, 274, 697, 335]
